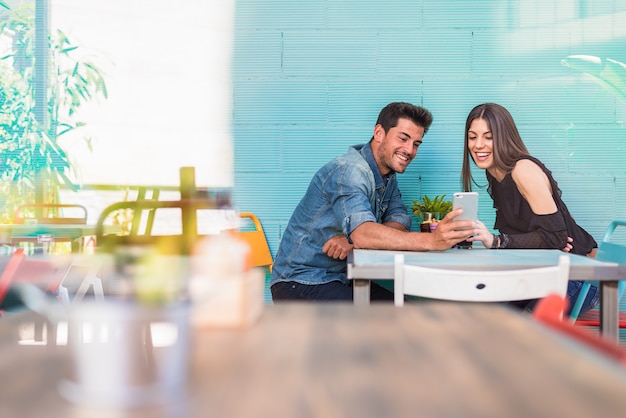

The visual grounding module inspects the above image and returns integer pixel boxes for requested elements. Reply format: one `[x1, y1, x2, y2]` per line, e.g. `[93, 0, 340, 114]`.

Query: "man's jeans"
[271, 280, 394, 302]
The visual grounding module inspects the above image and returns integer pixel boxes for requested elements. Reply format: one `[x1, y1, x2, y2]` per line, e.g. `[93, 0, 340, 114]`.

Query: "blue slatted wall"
[232, 0, 626, 266]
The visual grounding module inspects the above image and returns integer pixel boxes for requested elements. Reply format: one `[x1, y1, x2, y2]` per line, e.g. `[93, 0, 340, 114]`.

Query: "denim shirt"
[270, 142, 412, 286]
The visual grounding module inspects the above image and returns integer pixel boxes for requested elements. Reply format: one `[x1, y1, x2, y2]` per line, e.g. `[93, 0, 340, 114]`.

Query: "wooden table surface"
[2, 302, 626, 418]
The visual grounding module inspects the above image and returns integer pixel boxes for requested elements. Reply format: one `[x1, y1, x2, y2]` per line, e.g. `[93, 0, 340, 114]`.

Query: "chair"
[0, 247, 106, 347]
[95, 198, 220, 256]
[14, 203, 88, 225]
[393, 254, 570, 306]
[12, 203, 89, 253]
[0, 248, 103, 306]
[238, 212, 273, 273]
[0, 248, 73, 305]
[0, 248, 67, 342]
[0, 248, 74, 342]
[129, 186, 161, 236]
[60, 258, 106, 303]
[533, 294, 626, 365]
[569, 219, 626, 326]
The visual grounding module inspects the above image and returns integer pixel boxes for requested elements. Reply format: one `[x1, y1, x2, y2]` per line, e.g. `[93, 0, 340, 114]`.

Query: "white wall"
[51, 0, 234, 188]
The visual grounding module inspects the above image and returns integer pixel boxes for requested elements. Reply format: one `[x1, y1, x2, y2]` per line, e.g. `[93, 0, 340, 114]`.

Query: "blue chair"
[569, 219, 626, 326]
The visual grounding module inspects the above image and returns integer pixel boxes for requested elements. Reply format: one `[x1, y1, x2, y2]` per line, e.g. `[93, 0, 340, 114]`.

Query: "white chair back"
[394, 254, 570, 306]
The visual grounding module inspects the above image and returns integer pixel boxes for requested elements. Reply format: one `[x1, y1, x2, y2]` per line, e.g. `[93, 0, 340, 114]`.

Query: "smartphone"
[452, 192, 478, 228]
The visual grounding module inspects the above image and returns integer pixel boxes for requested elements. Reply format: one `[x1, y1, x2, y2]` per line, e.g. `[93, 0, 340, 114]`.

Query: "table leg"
[353, 279, 371, 305]
[599, 280, 619, 342]
[46, 318, 58, 347]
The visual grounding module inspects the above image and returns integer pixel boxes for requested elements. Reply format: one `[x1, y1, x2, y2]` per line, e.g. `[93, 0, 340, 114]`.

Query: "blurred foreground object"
[60, 300, 190, 407]
[189, 230, 264, 328]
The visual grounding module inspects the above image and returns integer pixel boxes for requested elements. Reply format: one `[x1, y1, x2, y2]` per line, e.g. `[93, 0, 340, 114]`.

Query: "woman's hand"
[562, 236, 573, 252]
[466, 220, 495, 248]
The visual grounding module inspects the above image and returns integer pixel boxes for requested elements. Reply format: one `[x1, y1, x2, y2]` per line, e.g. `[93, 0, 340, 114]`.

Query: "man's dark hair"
[376, 102, 434, 135]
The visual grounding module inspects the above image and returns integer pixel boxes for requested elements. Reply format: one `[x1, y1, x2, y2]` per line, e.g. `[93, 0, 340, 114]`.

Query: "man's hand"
[430, 208, 477, 250]
[322, 234, 354, 260]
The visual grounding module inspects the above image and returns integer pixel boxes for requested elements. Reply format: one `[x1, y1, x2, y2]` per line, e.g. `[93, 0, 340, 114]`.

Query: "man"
[270, 102, 475, 301]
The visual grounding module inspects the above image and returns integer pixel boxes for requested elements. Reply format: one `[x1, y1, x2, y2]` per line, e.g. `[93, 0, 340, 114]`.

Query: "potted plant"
[410, 195, 452, 232]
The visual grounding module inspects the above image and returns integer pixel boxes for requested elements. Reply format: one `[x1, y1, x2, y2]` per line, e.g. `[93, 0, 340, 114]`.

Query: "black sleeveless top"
[487, 156, 597, 256]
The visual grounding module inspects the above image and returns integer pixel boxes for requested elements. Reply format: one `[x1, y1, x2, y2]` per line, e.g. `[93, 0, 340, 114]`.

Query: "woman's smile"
[468, 118, 493, 169]
[473, 151, 491, 163]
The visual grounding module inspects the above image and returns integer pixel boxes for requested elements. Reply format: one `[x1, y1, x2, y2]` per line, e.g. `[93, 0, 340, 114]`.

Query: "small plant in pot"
[410, 195, 452, 232]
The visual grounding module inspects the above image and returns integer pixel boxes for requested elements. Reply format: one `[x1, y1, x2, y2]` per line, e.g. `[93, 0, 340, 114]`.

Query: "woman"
[462, 103, 598, 316]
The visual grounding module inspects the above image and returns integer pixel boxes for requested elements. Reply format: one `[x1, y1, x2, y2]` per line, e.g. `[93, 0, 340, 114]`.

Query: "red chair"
[0, 248, 74, 344]
[575, 310, 626, 327]
[0, 248, 73, 307]
[534, 293, 626, 365]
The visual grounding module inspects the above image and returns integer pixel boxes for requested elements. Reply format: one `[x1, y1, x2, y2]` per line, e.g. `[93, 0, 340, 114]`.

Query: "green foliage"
[0, 4, 107, 222]
[410, 195, 452, 218]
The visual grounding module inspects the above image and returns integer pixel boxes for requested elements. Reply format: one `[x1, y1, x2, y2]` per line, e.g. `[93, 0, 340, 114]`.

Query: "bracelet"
[500, 233, 509, 249]
[491, 234, 501, 249]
